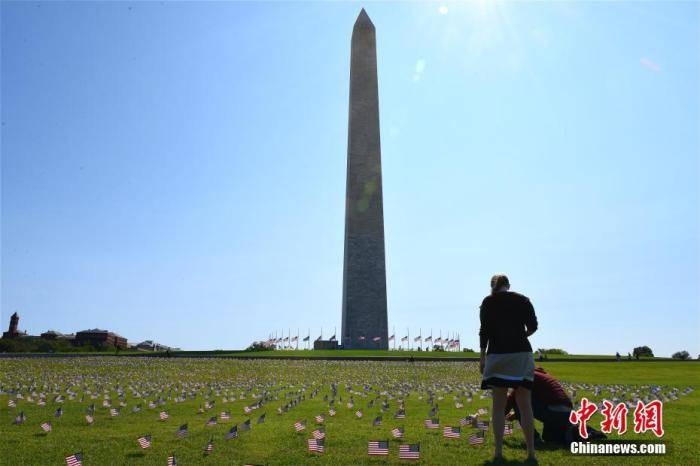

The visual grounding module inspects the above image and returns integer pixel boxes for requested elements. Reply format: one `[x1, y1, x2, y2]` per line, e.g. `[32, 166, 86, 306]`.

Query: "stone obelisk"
[341, 9, 388, 350]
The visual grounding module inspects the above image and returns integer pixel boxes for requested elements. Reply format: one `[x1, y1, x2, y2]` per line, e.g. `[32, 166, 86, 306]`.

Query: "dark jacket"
[479, 291, 538, 354]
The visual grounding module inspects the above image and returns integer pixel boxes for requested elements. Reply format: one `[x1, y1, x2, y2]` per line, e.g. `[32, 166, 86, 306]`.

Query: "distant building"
[75, 329, 127, 349]
[40, 330, 75, 341]
[314, 340, 341, 350]
[40, 330, 64, 340]
[2, 312, 27, 339]
[136, 340, 179, 352]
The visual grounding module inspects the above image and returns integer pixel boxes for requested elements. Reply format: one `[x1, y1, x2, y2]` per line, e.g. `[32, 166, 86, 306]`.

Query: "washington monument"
[341, 9, 388, 350]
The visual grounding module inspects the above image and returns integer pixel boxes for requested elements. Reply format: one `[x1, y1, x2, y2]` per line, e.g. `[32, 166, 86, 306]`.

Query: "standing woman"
[479, 274, 538, 461]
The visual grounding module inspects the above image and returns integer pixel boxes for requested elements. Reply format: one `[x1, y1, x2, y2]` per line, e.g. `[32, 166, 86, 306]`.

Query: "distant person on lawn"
[504, 367, 607, 445]
[479, 274, 537, 462]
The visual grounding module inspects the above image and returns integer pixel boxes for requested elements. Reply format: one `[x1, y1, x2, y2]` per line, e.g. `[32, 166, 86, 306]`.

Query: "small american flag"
[312, 428, 325, 439]
[167, 453, 177, 466]
[110, 408, 119, 417]
[40, 422, 52, 432]
[477, 407, 488, 416]
[504, 422, 513, 435]
[368, 440, 389, 456]
[206, 416, 217, 426]
[220, 411, 231, 421]
[226, 425, 238, 440]
[355, 410, 363, 418]
[241, 419, 251, 431]
[477, 420, 490, 431]
[257, 414, 266, 424]
[65, 452, 82, 466]
[460, 415, 475, 426]
[85, 414, 94, 425]
[55, 407, 63, 417]
[294, 420, 306, 432]
[328, 408, 336, 416]
[424, 418, 439, 429]
[137, 435, 152, 449]
[399, 443, 420, 460]
[176, 424, 188, 438]
[391, 426, 404, 438]
[15, 411, 25, 424]
[443, 426, 461, 438]
[160, 411, 169, 421]
[204, 438, 214, 454]
[394, 409, 406, 419]
[455, 402, 464, 409]
[315, 414, 325, 424]
[373, 415, 382, 426]
[307, 437, 325, 453]
[244, 406, 252, 413]
[469, 430, 485, 445]
[8, 399, 16, 408]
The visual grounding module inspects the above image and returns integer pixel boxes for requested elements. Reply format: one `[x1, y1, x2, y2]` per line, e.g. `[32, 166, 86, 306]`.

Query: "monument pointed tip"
[354, 8, 374, 28]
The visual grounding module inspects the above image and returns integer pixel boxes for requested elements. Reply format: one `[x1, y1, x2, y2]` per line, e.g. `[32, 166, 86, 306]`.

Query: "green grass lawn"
[1, 358, 697, 465]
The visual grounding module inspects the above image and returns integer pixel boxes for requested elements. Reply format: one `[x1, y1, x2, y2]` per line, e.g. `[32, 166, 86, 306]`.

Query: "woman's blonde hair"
[490, 274, 510, 295]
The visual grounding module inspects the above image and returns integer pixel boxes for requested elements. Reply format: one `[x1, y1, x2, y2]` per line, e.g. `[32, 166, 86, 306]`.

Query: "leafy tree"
[672, 350, 690, 360]
[632, 346, 654, 358]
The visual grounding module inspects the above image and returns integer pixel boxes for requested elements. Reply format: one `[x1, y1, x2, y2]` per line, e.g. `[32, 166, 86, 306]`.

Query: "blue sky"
[2, 2, 698, 355]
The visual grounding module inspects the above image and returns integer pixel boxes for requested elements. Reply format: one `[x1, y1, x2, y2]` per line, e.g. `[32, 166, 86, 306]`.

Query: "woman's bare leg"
[491, 387, 508, 459]
[514, 387, 537, 460]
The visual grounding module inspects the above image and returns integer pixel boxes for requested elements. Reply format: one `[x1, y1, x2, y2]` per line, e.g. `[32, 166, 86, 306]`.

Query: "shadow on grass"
[483, 458, 539, 466]
[126, 452, 145, 458]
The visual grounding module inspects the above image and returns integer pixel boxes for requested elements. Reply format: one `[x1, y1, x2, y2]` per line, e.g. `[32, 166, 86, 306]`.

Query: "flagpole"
[393, 326, 396, 351]
[407, 327, 410, 352]
[296, 328, 299, 350]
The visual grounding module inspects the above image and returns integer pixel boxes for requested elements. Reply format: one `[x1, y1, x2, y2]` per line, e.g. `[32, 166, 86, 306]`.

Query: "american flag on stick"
[394, 409, 406, 419]
[294, 420, 306, 432]
[176, 423, 188, 438]
[460, 415, 475, 426]
[355, 410, 363, 418]
[55, 407, 63, 417]
[315, 414, 324, 423]
[504, 422, 513, 435]
[40, 422, 52, 432]
[257, 413, 266, 424]
[399, 443, 420, 460]
[328, 408, 336, 417]
[241, 419, 252, 431]
[220, 411, 231, 421]
[469, 430, 485, 445]
[206, 416, 217, 426]
[226, 425, 238, 440]
[424, 418, 439, 429]
[373, 415, 382, 426]
[65, 452, 82, 466]
[159, 411, 169, 421]
[312, 428, 325, 439]
[85, 414, 94, 425]
[443, 426, 461, 438]
[8, 399, 16, 408]
[137, 435, 152, 449]
[15, 411, 25, 425]
[204, 437, 214, 454]
[109, 408, 119, 417]
[167, 453, 177, 466]
[307, 437, 325, 453]
[368, 440, 389, 456]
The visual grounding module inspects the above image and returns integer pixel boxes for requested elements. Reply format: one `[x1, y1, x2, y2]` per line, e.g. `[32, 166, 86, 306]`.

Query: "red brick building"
[75, 329, 127, 349]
